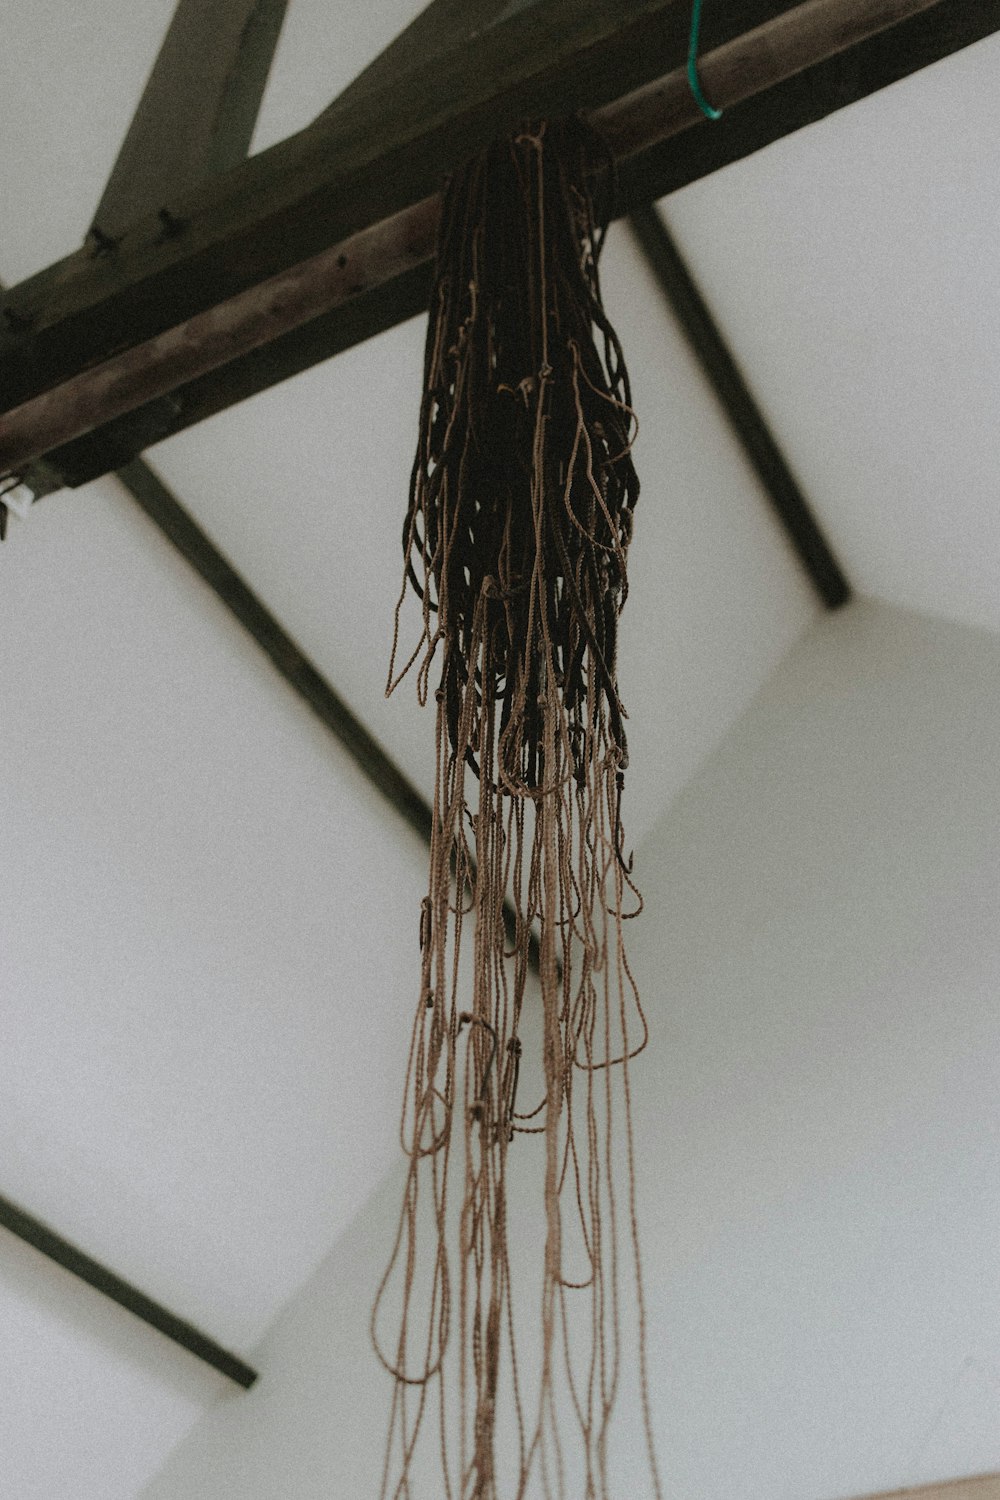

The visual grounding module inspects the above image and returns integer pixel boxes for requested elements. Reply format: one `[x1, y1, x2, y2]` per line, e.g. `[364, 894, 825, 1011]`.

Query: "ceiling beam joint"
[1, 0, 996, 488]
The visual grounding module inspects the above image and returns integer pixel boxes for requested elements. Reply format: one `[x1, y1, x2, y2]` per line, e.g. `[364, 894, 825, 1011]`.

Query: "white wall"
[143, 600, 1000, 1500]
[0, 480, 431, 1354]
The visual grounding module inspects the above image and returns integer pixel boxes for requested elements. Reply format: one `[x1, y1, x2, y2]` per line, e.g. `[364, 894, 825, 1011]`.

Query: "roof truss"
[2, 0, 997, 492]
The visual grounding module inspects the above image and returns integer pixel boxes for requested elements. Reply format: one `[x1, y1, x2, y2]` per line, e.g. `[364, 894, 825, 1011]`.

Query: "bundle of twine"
[378, 117, 661, 1500]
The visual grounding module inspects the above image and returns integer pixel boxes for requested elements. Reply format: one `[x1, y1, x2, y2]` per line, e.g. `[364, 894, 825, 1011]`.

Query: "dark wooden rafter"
[317, 0, 514, 118]
[7, 0, 689, 420]
[2, 0, 996, 492]
[629, 205, 850, 609]
[35, 0, 998, 492]
[8, 429, 538, 942]
[0, 1192, 257, 1388]
[117, 457, 542, 967]
[117, 457, 434, 847]
[92, 0, 288, 238]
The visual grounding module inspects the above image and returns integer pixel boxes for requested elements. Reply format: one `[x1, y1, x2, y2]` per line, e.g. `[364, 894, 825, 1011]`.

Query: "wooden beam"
[0, 0, 949, 475]
[611, 0, 1000, 209]
[0, 1191, 258, 1388]
[2, 0, 997, 487]
[629, 204, 850, 610]
[93, 0, 288, 237]
[21, 263, 435, 489]
[115, 457, 435, 848]
[39, 0, 999, 491]
[0, 0, 689, 412]
[318, 0, 514, 119]
[0, 200, 442, 475]
[116, 456, 543, 970]
[594, 0, 953, 157]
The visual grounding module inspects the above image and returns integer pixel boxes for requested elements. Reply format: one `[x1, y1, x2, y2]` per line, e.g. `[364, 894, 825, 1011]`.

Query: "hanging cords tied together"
[378, 116, 662, 1500]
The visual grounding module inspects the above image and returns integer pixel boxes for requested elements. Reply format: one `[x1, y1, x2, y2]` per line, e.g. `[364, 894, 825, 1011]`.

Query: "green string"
[687, 0, 722, 121]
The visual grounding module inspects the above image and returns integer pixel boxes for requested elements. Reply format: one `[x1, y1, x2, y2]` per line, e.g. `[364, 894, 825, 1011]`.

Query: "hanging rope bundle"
[379, 116, 660, 1499]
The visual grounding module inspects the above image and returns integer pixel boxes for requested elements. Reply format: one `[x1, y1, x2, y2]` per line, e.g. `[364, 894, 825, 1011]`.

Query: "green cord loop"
[688, 0, 722, 121]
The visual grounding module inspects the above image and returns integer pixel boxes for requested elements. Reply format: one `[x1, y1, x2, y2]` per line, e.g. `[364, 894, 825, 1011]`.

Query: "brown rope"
[381, 116, 661, 1499]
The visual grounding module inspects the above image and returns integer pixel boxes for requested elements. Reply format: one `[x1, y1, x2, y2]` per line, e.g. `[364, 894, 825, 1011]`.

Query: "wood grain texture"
[94, 0, 288, 237]
[0, 0, 687, 409]
[3, 0, 998, 486]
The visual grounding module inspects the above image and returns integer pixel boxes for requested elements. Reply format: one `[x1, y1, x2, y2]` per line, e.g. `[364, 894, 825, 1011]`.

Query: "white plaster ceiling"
[0, 4, 998, 1497]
